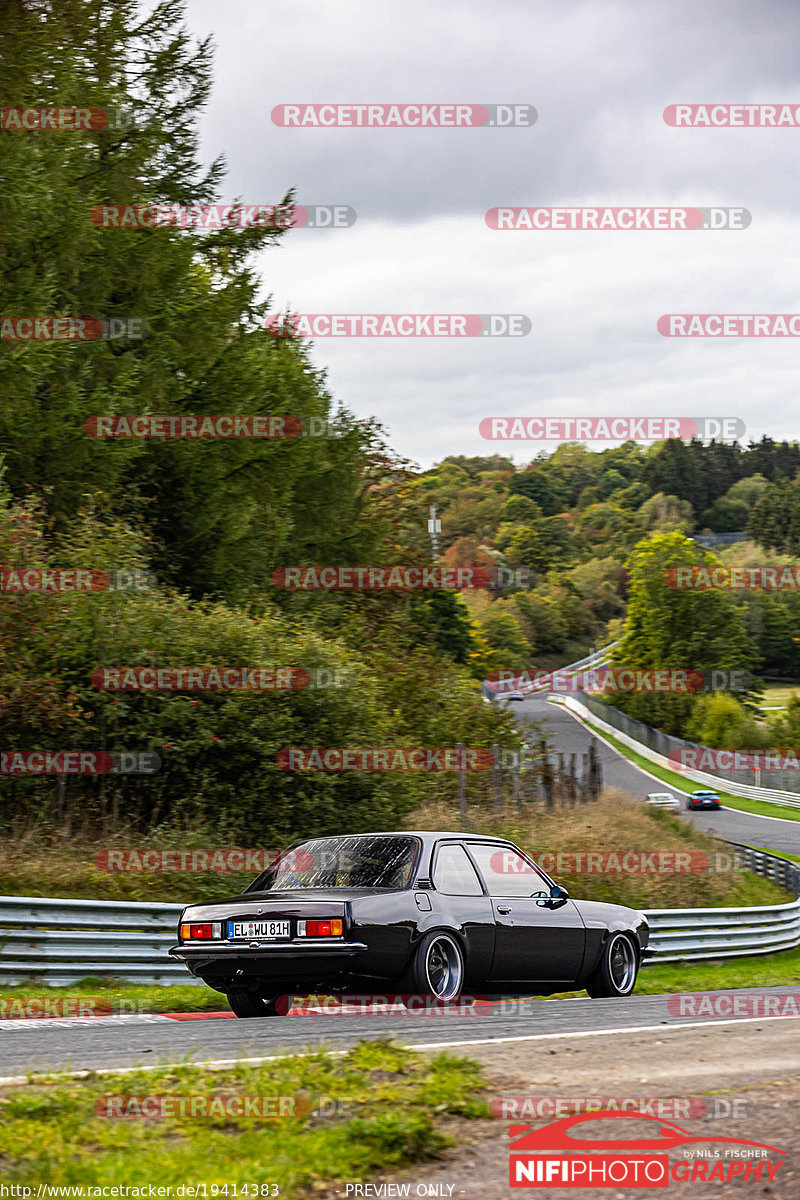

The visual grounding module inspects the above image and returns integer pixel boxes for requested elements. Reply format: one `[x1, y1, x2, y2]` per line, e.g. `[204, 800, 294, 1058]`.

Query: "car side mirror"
[533, 884, 569, 908]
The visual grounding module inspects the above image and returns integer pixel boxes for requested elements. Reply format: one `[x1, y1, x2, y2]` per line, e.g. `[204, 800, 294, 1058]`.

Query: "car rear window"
[245, 835, 419, 891]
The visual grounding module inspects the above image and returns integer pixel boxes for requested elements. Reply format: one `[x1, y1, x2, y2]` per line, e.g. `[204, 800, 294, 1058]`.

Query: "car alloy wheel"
[421, 932, 464, 1001]
[586, 931, 639, 998]
[608, 933, 637, 993]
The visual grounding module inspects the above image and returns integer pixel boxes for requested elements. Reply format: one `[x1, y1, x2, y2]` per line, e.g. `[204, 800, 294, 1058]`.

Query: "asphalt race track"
[517, 692, 800, 854]
[1, 988, 799, 1078]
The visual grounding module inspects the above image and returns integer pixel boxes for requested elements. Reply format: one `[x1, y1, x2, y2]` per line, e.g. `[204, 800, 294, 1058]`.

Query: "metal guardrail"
[0, 896, 187, 985]
[692, 531, 748, 547]
[563, 693, 800, 810]
[644, 845, 800, 964]
[0, 841, 798, 983]
[482, 642, 618, 702]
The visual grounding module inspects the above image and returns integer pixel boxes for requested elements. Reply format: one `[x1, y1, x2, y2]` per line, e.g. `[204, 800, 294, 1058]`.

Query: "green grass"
[593, 723, 800, 824]
[0, 1040, 487, 1191]
[0, 980, 223, 1015]
[746, 845, 800, 865]
[758, 683, 800, 710]
[420, 791, 791, 909]
[0, 853, 252, 903]
[635, 944, 800, 992]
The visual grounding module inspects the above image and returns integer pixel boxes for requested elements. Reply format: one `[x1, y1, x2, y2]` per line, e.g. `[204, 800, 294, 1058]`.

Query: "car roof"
[299, 831, 517, 844]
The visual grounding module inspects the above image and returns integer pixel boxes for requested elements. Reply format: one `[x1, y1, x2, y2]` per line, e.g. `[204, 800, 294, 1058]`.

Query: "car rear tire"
[225, 988, 281, 1018]
[409, 931, 465, 1002]
[585, 933, 639, 998]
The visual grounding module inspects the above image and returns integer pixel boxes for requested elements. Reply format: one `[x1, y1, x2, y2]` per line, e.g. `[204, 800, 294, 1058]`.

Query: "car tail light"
[297, 919, 343, 937]
[180, 923, 219, 939]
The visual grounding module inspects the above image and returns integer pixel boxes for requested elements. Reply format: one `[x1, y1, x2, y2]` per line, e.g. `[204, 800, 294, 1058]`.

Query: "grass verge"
[758, 682, 800, 710]
[635, 944, 800, 992]
[413, 790, 792, 909]
[0, 1039, 487, 1191]
[0, 980, 221, 1015]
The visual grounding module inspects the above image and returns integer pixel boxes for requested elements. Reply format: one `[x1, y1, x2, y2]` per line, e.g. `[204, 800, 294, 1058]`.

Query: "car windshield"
[245, 835, 419, 892]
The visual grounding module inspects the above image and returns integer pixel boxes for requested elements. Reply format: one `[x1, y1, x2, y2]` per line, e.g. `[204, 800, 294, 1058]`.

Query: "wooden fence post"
[492, 744, 503, 811]
[456, 742, 467, 829]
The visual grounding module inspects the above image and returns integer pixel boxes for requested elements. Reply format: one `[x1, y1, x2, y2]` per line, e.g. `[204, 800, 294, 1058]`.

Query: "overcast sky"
[185, 0, 800, 469]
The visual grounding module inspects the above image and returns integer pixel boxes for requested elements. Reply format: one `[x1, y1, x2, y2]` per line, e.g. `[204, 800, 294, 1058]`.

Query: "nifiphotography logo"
[508, 1111, 785, 1187]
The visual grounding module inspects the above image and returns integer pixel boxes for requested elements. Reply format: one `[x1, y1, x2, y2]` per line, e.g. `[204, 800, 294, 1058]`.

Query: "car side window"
[433, 844, 484, 896]
[468, 843, 548, 898]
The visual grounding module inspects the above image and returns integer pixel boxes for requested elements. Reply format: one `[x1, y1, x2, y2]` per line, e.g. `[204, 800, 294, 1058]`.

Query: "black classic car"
[170, 832, 650, 1017]
[687, 789, 722, 811]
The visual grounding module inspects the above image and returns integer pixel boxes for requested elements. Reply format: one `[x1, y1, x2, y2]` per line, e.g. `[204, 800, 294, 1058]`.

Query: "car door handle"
[496, 904, 512, 914]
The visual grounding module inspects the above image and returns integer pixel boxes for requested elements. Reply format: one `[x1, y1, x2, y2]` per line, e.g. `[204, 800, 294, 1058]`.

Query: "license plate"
[227, 920, 291, 940]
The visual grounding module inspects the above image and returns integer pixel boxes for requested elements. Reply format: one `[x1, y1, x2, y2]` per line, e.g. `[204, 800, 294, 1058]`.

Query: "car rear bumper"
[170, 940, 369, 984]
[172, 940, 369, 960]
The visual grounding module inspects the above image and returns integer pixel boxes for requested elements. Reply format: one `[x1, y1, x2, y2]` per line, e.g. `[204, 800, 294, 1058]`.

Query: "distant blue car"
[687, 789, 722, 811]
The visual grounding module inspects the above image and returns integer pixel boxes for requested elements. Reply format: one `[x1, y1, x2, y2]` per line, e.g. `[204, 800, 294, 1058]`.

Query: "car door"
[466, 842, 586, 983]
[429, 841, 495, 976]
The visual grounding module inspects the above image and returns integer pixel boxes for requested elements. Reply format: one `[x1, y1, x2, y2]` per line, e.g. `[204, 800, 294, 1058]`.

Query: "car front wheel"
[225, 988, 282, 1018]
[585, 933, 639, 998]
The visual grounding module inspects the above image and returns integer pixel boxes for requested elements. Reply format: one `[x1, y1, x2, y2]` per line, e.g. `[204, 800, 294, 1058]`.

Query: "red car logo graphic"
[510, 1109, 783, 1154]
